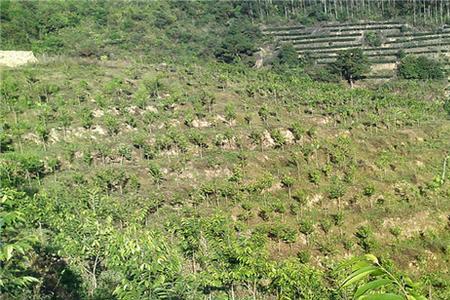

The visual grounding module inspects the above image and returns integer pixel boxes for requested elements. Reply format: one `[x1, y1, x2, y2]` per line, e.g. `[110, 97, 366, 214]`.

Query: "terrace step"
[321, 21, 402, 28]
[264, 22, 450, 80]
[294, 40, 450, 54]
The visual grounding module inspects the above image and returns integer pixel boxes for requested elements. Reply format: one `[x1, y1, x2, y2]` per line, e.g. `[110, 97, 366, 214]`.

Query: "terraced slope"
[264, 21, 450, 79]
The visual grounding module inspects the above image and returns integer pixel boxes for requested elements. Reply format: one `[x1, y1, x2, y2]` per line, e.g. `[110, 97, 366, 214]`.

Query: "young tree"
[331, 49, 370, 87]
[341, 254, 426, 300]
[148, 162, 164, 188]
[0, 188, 39, 294]
[281, 175, 295, 199]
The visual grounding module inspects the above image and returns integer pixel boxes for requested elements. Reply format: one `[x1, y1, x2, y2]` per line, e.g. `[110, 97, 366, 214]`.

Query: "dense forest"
[1, 1, 450, 300]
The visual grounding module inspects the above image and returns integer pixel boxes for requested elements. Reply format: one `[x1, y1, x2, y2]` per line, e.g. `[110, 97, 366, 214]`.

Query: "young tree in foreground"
[0, 188, 39, 295]
[340, 254, 426, 300]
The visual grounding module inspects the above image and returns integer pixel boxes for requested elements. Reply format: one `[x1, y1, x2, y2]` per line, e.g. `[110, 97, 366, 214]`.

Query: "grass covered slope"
[1, 57, 450, 299]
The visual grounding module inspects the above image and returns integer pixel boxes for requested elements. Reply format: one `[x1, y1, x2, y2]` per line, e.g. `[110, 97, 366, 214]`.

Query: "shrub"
[104, 114, 120, 135]
[293, 190, 308, 205]
[224, 103, 236, 121]
[398, 56, 445, 80]
[80, 108, 93, 128]
[355, 226, 376, 252]
[270, 129, 286, 148]
[296, 250, 311, 264]
[0, 133, 13, 152]
[299, 220, 314, 239]
[444, 99, 450, 118]
[305, 65, 341, 83]
[275, 43, 300, 66]
[363, 184, 375, 197]
[328, 177, 346, 200]
[308, 170, 321, 184]
[364, 31, 382, 47]
[289, 122, 305, 140]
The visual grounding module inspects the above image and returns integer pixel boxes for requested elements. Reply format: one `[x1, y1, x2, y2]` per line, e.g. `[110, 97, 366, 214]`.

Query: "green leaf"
[364, 254, 379, 264]
[4, 244, 14, 261]
[22, 276, 39, 283]
[342, 265, 379, 288]
[407, 294, 427, 300]
[355, 278, 393, 298]
[360, 293, 405, 300]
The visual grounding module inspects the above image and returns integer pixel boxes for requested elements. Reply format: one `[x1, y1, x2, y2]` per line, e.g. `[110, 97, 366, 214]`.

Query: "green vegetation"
[398, 55, 446, 80]
[364, 31, 383, 47]
[340, 254, 427, 299]
[275, 43, 301, 67]
[214, 20, 262, 65]
[1, 1, 450, 299]
[2, 57, 449, 299]
[330, 49, 371, 86]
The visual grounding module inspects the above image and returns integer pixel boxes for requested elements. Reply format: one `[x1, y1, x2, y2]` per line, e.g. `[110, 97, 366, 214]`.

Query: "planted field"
[3, 58, 449, 299]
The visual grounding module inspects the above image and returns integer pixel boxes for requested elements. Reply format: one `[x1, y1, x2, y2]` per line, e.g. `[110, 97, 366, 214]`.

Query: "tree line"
[242, 0, 450, 25]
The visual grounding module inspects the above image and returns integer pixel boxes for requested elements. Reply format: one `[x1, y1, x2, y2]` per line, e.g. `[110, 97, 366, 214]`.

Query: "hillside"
[265, 21, 450, 79]
[1, 1, 450, 300]
[2, 56, 450, 299]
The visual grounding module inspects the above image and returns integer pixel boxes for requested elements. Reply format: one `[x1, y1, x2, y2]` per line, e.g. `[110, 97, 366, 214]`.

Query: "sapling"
[299, 220, 314, 245]
[148, 162, 164, 188]
[328, 176, 346, 210]
[441, 154, 448, 184]
[270, 129, 286, 149]
[224, 103, 236, 124]
[281, 175, 295, 199]
[35, 122, 49, 151]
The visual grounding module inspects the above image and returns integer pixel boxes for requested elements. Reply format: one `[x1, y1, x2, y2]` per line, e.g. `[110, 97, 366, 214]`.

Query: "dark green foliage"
[305, 65, 341, 83]
[214, 19, 261, 65]
[270, 129, 286, 148]
[104, 114, 120, 135]
[328, 177, 346, 200]
[398, 56, 446, 80]
[444, 99, 450, 118]
[0, 132, 14, 152]
[299, 220, 315, 237]
[275, 43, 300, 66]
[364, 31, 383, 47]
[330, 48, 371, 85]
[363, 185, 376, 197]
[0, 188, 39, 295]
[355, 226, 376, 253]
[79, 108, 93, 129]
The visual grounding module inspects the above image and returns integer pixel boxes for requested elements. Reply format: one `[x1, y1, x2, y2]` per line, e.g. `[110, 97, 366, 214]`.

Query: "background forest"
[1, 1, 450, 300]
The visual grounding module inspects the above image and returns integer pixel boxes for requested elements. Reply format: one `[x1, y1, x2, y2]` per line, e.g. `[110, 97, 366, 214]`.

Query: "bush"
[444, 99, 450, 118]
[398, 56, 445, 80]
[275, 43, 300, 66]
[364, 31, 382, 47]
[305, 65, 341, 83]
